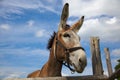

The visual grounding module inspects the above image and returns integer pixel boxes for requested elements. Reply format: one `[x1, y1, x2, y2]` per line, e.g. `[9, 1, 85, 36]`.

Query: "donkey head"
[56, 3, 87, 73]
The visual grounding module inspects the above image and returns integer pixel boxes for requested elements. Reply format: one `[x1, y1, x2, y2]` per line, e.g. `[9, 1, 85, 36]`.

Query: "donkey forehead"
[58, 27, 79, 38]
[60, 30, 80, 43]
[66, 30, 78, 37]
[64, 28, 79, 36]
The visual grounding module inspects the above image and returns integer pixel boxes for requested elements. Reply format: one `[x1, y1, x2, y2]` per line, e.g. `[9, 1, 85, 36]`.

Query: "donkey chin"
[70, 49, 87, 73]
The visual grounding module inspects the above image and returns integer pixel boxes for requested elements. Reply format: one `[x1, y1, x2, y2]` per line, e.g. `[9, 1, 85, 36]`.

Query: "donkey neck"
[46, 48, 63, 76]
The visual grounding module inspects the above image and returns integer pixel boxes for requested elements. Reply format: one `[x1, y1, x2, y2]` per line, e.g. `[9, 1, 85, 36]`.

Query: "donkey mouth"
[72, 63, 84, 73]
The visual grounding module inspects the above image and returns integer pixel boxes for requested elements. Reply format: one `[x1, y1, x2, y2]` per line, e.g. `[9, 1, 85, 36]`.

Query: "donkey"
[27, 3, 87, 78]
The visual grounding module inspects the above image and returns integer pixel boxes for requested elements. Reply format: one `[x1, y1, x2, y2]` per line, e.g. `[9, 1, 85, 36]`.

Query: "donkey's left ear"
[71, 16, 84, 33]
[58, 3, 69, 31]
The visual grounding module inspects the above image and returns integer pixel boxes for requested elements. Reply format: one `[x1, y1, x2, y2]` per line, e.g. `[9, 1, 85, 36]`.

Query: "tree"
[114, 59, 120, 80]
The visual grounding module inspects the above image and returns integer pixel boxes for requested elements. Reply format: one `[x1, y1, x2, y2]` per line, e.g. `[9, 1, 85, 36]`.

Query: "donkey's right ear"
[58, 3, 69, 31]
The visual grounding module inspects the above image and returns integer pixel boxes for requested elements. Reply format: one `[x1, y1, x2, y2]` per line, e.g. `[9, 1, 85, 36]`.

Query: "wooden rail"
[6, 69, 120, 80]
[7, 75, 108, 80]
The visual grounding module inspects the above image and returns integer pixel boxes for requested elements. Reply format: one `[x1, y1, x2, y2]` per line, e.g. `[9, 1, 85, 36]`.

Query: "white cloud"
[63, 0, 120, 18]
[0, 0, 59, 19]
[76, 17, 120, 42]
[0, 24, 10, 31]
[3, 73, 22, 79]
[35, 29, 49, 38]
[105, 17, 117, 24]
[27, 20, 35, 27]
[111, 48, 120, 57]
[35, 30, 45, 38]
[0, 67, 33, 79]
[0, 48, 49, 56]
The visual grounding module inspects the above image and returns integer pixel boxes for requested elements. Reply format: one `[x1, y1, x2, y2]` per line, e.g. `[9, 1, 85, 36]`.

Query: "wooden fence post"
[104, 48, 113, 76]
[90, 37, 104, 75]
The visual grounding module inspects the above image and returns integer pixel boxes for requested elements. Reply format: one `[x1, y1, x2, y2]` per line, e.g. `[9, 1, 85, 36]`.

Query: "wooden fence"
[7, 75, 108, 80]
[7, 37, 120, 80]
[90, 37, 103, 75]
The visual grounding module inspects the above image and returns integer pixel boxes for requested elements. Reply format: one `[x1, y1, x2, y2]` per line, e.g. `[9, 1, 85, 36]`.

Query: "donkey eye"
[63, 33, 70, 38]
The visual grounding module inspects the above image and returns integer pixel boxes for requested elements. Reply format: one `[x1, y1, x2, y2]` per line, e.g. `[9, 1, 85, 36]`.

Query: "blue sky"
[0, 0, 120, 79]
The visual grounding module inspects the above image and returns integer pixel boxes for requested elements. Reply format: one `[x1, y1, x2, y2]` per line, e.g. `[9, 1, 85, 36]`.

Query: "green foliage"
[115, 59, 120, 70]
[114, 59, 120, 80]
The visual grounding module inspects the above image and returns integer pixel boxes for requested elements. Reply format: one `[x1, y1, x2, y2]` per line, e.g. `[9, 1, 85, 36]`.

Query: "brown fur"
[27, 32, 64, 77]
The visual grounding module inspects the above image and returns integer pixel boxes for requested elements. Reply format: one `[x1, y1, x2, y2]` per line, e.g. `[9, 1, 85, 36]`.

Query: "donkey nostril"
[79, 59, 82, 63]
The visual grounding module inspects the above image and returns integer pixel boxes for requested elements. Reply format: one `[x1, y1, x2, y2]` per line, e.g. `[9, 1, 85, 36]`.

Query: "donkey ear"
[71, 16, 84, 33]
[58, 3, 69, 31]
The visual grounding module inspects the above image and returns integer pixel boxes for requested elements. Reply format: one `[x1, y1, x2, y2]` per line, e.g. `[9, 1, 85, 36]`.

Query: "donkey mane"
[47, 24, 70, 50]
[47, 32, 56, 50]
